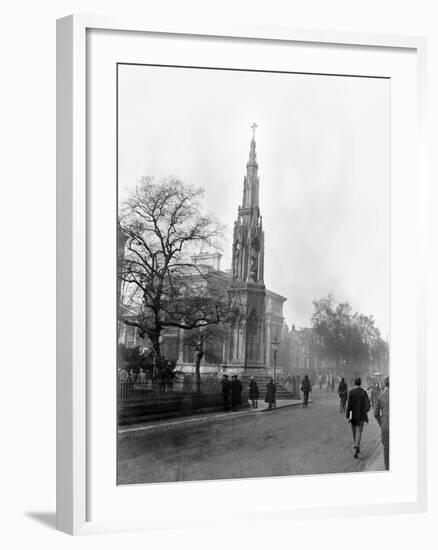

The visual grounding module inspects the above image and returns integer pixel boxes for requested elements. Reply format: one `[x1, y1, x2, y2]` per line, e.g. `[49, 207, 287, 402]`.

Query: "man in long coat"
[374, 376, 390, 470]
[265, 378, 276, 410]
[301, 374, 312, 408]
[346, 377, 371, 458]
[230, 375, 243, 410]
[221, 374, 231, 411]
[249, 377, 260, 408]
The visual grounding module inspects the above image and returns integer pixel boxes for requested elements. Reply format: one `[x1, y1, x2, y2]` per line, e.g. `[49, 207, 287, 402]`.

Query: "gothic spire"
[232, 123, 265, 286]
[247, 122, 258, 169]
[242, 123, 259, 209]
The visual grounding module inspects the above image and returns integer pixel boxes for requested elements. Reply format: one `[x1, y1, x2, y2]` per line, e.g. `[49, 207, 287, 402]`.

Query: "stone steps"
[242, 375, 295, 400]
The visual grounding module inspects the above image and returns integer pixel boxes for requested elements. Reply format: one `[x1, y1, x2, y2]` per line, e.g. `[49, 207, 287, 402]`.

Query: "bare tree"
[183, 322, 228, 366]
[119, 176, 229, 387]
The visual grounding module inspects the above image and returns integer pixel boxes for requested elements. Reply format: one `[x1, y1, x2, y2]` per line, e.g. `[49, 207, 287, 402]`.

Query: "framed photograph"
[57, 15, 427, 535]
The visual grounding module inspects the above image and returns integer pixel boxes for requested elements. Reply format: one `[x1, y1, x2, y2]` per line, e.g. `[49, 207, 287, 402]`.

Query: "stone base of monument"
[219, 364, 297, 404]
[222, 363, 295, 400]
[242, 374, 295, 401]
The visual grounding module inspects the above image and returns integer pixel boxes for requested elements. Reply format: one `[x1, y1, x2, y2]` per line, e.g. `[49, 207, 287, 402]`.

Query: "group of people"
[118, 358, 177, 391]
[221, 374, 314, 412]
[221, 375, 278, 411]
[220, 374, 243, 411]
[344, 376, 390, 469]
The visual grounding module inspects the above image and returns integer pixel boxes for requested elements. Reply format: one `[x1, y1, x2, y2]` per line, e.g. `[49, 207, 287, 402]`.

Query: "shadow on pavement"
[25, 511, 56, 530]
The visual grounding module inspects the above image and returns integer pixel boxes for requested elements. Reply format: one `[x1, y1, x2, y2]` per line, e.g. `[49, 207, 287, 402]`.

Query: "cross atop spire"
[247, 123, 258, 169]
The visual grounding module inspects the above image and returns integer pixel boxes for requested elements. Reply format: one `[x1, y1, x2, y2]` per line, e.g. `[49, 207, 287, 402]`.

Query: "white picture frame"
[56, 14, 428, 535]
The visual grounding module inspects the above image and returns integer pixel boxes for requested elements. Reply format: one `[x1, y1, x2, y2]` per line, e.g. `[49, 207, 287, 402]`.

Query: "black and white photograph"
[1, 0, 434, 544]
[116, 63, 390, 485]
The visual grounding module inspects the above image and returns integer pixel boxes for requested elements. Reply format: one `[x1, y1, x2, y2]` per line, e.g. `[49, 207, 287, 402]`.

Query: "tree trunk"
[195, 343, 204, 394]
[150, 333, 161, 387]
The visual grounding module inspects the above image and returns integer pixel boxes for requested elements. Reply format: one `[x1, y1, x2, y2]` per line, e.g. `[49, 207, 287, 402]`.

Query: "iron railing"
[118, 374, 222, 405]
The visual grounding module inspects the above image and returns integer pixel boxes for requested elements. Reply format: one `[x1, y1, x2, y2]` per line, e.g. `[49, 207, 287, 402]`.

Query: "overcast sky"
[118, 64, 390, 337]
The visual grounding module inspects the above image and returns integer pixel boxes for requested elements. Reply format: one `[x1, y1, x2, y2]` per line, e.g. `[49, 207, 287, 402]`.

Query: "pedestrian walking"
[265, 378, 276, 410]
[221, 374, 231, 411]
[301, 374, 312, 408]
[330, 374, 335, 392]
[237, 376, 243, 406]
[368, 381, 379, 408]
[318, 374, 323, 390]
[338, 377, 348, 413]
[230, 375, 242, 410]
[346, 377, 371, 458]
[374, 376, 390, 470]
[249, 377, 259, 408]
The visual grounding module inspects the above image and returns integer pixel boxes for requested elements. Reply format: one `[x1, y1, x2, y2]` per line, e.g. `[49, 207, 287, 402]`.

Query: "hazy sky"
[118, 64, 390, 337]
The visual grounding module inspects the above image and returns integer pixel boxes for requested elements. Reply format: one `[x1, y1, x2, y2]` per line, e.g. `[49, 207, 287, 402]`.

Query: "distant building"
[278, 325, 325, 377]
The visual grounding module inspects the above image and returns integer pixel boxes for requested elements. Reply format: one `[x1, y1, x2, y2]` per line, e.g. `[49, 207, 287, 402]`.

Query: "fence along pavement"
[118, 374, 222, 406]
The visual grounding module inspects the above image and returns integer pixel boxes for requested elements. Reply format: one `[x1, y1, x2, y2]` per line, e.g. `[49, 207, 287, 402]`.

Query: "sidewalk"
[250, 398, 308, 412]
[118, 398, 308, 438]
[363, 443, 386, 472]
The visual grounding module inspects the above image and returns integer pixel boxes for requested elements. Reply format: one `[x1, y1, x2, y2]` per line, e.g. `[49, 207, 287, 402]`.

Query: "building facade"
[278, 325, 325, 377]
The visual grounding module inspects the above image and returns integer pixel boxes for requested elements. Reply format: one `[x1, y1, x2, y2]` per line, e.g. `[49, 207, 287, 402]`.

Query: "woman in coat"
[301, 374, 312, 408]
[265, 378, 276, 409]
[249, 377, 260, 408]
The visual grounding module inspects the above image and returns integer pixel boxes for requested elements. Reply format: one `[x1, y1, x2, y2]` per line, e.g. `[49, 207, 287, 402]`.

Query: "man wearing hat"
[248, 376, 259, 408]
[346, 377, 371, 458]
[230, 375, 243, 410]
[221, 374, 231, 411]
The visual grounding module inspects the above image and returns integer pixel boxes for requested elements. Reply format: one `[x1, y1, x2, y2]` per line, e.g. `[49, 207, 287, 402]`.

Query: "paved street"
[117, 389, 384, 485]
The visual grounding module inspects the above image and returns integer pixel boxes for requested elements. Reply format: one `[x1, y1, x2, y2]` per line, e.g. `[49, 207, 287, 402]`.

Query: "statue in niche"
[250, 248, 258, 280]
[233, 241, 241, 278]
[249, 234, 259, 281]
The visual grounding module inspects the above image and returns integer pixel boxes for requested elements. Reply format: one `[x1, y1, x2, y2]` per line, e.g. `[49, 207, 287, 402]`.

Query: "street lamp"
[271, 339, 280, 383]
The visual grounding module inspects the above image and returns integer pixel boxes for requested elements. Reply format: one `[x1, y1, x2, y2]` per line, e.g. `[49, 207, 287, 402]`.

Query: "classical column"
[266, 321, 271, 367]
[178, 328, 184, 363]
